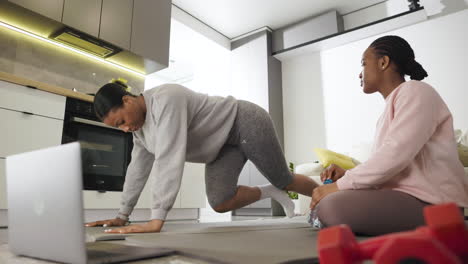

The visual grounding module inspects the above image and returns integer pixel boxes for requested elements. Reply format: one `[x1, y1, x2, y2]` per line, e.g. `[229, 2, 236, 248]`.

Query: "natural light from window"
[145, 19, 232, 97]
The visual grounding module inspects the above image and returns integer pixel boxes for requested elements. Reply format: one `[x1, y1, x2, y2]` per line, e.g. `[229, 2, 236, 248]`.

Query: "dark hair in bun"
[370, 35, 428, 80]
[94, 80, 135, 120]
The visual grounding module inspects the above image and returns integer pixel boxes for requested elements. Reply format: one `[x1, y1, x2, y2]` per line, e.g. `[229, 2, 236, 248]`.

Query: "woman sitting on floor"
[310, 35, 468, 236]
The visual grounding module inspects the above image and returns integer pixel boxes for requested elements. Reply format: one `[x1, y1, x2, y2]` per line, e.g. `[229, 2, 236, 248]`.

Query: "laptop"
[6, 142, 175, 264]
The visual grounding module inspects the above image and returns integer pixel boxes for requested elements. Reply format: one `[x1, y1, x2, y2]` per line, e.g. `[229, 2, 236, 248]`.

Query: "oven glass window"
[63, 119, 132, 192]
[79, 127, 127, 177]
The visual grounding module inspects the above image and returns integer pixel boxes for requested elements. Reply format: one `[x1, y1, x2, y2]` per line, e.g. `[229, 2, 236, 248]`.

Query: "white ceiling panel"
[172, 0, 386, 38]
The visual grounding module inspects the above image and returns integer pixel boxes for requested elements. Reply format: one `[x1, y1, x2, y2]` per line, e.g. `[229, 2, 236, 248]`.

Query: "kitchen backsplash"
[0, 25, 144, 95]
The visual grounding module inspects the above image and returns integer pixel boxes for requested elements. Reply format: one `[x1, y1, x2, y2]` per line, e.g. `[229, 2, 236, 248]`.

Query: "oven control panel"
[65, 97, 97, 121]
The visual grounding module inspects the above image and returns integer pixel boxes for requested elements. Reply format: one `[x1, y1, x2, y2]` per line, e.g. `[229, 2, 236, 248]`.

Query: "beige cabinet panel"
[83, 178, 151, 209]
[237, 161, 250, 186]
[82, 191, 121, 209]
[0, 80, 65, 120]
[135, 174, 183, 209]
[235, 161, 271, 209]
[248, 161, 271, 208]
[9, 0, 64, 21]
[83, 175, 181, 209]
[180, 162, 206, 208]
[0, 159, 6, 209]
[0, 109, 63, 157]
[62, 0, 102, 37]
[173, 189, 181, 209]
[82, 162, 208, 210]
[140, 175, 182, 209]
[131, 0, 170, 65]
[135, 176, 151, 208]
[100, 0, 132, 49]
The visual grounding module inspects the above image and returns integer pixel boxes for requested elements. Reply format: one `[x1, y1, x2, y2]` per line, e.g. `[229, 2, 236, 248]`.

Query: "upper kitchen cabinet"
[2, 0, 170, 74]
[8, 0, 64, 22]
[100, 0, 133, 50]
[62, 0, 102, 37]
[0, 159, 6, 210]
[131, 0, 171, 67]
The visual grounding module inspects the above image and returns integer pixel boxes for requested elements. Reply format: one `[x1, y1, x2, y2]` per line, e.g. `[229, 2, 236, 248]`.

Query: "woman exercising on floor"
[86, 82, 319, 233]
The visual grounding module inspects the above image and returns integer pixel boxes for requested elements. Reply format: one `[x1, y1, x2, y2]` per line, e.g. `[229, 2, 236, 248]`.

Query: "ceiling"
[172, 0, 385, 39]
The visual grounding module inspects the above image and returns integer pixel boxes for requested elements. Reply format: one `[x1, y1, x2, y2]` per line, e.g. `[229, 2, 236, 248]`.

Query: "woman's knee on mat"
[207, 188, 237, 213]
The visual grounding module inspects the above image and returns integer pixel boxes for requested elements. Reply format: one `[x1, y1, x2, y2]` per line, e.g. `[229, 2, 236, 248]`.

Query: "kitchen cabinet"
[0, 109, 64, 157]
[0, 159, 6, 210]
[0, 158, 6, 226]
[231, 30, 285, 213]
[0, 80, 65, 120]
[82, 183, 153, 209]
[9, 0, 64, 22]
[238, 161, 271, 208]
[83, 162, 206, 210]
[83, 169, 170, 209]
[100, 0, 133, 49]
[180, 162, 206, 208]
[62, 0, 102, 37]
[0, 81, 65, 158]
[131, 0, 171, 67]
[6, 0, 171, 73]
[0, 80, 65, 226]
[249, 163, 272, 208]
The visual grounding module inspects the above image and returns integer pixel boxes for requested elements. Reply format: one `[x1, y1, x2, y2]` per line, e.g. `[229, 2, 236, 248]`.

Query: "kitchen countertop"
[0, 71, 94, 103]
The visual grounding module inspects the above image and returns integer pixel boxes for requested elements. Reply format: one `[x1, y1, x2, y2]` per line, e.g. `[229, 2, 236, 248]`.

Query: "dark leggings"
[204, 100, 293, 208]
[317, 189, 431, 236]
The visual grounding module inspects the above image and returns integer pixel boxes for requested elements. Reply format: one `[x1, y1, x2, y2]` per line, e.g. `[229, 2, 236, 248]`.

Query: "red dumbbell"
[317, 203, 468, 264]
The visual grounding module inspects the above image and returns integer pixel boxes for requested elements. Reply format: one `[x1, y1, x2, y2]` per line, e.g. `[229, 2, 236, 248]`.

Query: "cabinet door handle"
[71, 117, 120, 130]
[22, 111, 34, 115]
[25, 85, 38, 90]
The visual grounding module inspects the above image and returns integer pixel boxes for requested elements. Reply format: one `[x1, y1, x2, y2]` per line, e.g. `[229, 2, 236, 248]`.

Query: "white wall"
[145, 19, 232, 97]
[282, 9, 468, 164]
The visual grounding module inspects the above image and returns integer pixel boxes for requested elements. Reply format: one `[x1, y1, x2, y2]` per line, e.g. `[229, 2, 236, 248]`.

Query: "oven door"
[62, 116, 133, 192]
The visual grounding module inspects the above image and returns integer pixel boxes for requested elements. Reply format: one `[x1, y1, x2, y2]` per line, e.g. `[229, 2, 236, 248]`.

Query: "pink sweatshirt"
[337, 81, 468, 208]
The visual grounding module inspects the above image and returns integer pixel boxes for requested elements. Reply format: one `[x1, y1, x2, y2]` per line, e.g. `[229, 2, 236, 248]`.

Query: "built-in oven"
[62, 97, 133, 192]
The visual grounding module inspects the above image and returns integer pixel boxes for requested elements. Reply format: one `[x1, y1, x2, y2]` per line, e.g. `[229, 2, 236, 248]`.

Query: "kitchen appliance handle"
[71, 117, 120, 131]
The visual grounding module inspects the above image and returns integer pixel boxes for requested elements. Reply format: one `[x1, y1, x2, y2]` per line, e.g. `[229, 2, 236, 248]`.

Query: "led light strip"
[0, 21, 145, 77]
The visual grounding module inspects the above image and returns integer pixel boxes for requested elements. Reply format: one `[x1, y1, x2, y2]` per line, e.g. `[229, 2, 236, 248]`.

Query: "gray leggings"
[205, 100, 294, 208]
[317, 189, 431, 236]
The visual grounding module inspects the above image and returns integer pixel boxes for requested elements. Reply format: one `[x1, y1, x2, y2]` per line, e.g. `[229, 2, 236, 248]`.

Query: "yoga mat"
[127, 226, 319, 264]
[86, 216, 311, 241]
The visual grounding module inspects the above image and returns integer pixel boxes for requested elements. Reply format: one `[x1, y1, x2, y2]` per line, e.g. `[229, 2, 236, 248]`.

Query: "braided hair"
[369, 35, 428, 81]
[94, 80, 136, 120]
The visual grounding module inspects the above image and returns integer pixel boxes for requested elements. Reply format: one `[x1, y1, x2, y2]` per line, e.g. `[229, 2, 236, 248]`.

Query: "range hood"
[51, 27, 121, 58]
[0, 1, 164, 76]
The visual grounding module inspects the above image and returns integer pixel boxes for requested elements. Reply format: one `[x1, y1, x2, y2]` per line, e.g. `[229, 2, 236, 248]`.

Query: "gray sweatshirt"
[119, 84, 238, 220]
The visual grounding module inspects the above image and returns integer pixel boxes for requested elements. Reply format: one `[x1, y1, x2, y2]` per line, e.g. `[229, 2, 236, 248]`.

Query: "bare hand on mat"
[320, 164, 346, 182]
[104, 219, 164, 234]
[85, 218, 128, 227]
[310, 182, 339, 210]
